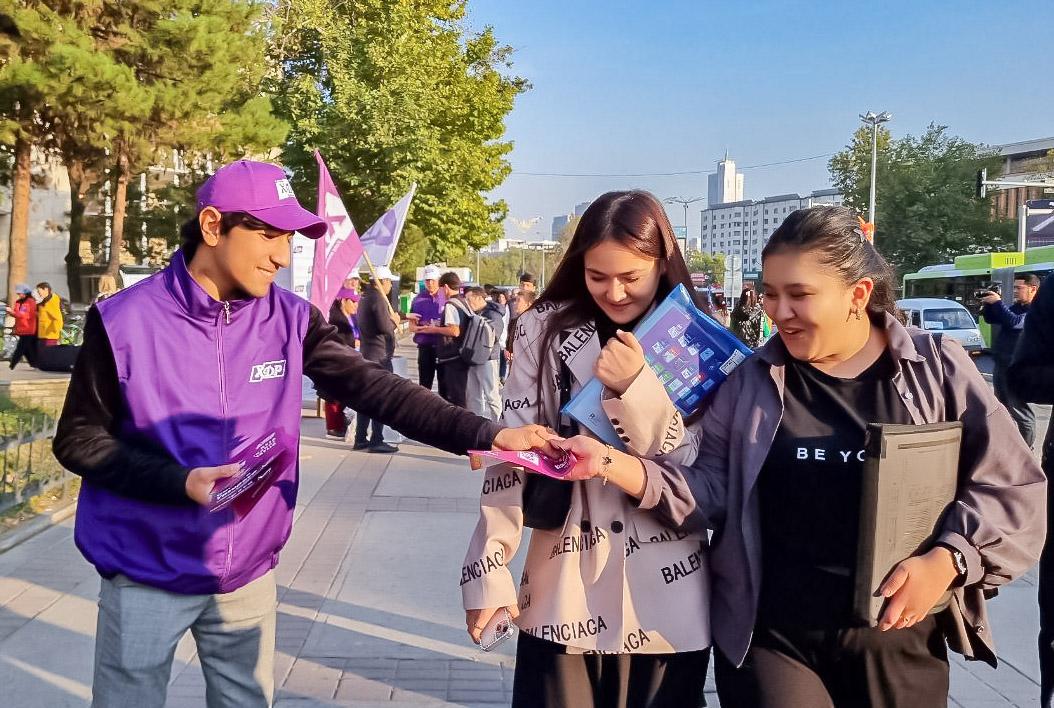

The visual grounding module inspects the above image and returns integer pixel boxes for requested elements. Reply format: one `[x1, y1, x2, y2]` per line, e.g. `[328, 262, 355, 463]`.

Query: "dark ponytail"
[761, 206, 897, 321]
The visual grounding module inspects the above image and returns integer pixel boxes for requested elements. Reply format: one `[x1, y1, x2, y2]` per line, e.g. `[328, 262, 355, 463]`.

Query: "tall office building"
[707, 153, 744, 206]
[551, 214, 571, 239]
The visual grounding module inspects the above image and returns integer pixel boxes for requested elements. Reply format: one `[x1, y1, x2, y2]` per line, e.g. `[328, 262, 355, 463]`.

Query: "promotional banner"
[310, 151, 362, 312]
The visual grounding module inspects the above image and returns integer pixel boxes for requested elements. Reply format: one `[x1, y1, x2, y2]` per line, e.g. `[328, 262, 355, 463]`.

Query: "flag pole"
[360, 250, 398, 318]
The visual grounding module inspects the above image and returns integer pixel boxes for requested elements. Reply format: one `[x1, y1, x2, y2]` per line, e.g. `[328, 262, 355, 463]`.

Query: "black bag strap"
[555, 359, 579, 437]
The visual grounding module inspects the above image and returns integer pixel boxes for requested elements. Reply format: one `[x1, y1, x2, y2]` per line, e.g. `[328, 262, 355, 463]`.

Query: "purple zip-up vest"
[75, 250, 308, 595]
[410, 291, 444, 346]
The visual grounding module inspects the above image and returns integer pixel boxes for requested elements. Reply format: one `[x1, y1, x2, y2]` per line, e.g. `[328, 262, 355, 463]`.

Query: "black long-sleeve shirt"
[1009, 274, 1054, 406]
[53, 306, 502, 505]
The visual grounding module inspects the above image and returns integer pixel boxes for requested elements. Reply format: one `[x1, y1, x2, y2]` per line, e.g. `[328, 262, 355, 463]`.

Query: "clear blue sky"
[465, 1, 1052, 240]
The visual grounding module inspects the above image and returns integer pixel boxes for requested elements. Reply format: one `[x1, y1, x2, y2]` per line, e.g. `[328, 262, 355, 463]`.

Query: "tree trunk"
[6, 136, 31, 302]
[65, 158, 89, 303]
[106, 147, 129, 280]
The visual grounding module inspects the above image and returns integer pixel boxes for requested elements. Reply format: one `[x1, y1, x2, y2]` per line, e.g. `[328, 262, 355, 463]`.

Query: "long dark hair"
[761, 205, 897, 321]
[531, 190, 697, 424]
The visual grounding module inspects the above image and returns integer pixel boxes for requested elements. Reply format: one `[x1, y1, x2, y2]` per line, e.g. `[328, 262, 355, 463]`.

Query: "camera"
[973, 283, 1001, 300]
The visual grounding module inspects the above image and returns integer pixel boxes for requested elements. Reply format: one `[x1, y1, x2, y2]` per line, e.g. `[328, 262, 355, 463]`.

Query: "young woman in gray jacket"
[562, 205, 1046, 707]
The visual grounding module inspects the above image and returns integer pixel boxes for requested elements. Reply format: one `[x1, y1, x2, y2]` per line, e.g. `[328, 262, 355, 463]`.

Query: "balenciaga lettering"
[482, 469, 522, 495]
[549, 526, 607, 559]
[557, 323, 597, 362]
[660, 549, 705, 585]
[504, 396, 532, 412]
[533, 301, 559, 313]
[524, 615, 609, 643]
[625, 536, 641, 557]
[659, 413, 681, 454]
[460, 549, 505, 586]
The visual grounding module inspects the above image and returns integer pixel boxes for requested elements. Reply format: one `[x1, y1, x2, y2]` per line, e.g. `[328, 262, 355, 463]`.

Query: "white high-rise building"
[699, 188, 843, 273]
[707, 153, 744, 206]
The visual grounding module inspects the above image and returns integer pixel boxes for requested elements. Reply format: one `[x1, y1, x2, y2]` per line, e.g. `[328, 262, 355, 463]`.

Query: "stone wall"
[0, 378, 71, 415]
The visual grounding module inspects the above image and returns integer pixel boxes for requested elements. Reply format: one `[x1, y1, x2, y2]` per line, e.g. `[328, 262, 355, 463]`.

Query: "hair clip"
[856, 217, 875, 244]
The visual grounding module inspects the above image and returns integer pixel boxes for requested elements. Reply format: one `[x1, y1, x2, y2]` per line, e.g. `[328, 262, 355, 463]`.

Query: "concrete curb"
[0, 501, 76, 554]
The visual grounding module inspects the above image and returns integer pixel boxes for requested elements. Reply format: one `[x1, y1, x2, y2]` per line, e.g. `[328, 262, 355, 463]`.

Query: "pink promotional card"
[468, 449, 578, 479]
[209, 431, 288, 516]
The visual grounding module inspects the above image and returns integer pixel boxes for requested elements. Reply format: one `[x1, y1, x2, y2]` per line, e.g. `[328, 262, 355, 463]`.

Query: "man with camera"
[980, 274, 1041, 447]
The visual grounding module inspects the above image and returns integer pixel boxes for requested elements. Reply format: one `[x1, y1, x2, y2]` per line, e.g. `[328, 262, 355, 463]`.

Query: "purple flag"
[310, 152, 362, 312]
[357, 183, 417, 270]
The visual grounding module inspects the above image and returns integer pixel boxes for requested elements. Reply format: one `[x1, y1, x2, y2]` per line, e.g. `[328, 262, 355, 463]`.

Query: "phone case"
[478, 608, 515, 652]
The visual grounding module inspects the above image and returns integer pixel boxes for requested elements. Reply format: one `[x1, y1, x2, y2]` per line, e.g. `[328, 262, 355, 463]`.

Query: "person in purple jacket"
[409, 264, 445, 393]
[52, 160, 554, 708]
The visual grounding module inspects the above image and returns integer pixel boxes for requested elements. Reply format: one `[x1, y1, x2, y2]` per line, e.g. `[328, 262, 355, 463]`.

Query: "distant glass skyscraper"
[551, 214, 571, 239]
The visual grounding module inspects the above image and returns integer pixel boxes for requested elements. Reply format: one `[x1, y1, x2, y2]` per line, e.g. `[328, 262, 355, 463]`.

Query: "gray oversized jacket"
[644, 313, 1046, 667]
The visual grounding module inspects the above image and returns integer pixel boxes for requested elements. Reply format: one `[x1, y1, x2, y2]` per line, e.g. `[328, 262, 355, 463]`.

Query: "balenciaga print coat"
[461, 300, 711, 654]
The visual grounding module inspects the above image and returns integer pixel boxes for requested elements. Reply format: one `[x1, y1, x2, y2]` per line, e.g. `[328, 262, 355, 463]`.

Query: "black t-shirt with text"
[757, 349, 911, 628]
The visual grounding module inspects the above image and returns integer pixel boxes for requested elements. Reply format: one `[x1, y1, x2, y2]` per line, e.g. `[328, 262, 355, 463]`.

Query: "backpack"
[437, 299, 496, 366]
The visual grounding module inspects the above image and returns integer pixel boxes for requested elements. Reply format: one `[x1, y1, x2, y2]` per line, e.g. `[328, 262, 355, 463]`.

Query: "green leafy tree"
[271, 0, 526, 263]
[686, 251, 725, 285]
[0, 4, 103, 298]
[829, 124, 1015, 275]
[96, 0, 286, 280]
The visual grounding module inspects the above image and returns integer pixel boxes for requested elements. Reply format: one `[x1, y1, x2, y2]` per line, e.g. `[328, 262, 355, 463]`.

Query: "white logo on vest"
[249, 360, 287, 383]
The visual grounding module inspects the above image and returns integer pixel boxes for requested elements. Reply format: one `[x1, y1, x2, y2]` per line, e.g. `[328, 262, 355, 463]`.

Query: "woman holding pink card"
[460, 191, 711, 708]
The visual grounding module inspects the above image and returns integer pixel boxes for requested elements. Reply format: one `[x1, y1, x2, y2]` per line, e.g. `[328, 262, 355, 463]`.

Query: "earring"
[853, 307, 862, 321]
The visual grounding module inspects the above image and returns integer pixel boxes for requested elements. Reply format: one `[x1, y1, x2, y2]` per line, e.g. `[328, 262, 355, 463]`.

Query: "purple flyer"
[209, 431, 288, 516]
[468, 449, 578, 479]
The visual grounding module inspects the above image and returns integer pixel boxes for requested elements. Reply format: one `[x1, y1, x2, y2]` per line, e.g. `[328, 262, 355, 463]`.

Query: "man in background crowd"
[355, 266, 401, 453]
[416, 272, 470, 408]
[982, 274, 1040, 447]
[6, 283, 37, 370]
[519, 272, 537, 295]
[409, 265, 444, 393]
[464, 286, 503, 421]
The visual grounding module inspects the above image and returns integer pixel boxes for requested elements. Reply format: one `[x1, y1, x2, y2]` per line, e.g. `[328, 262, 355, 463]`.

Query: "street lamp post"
[663, 196, 705, 256]
[859, 110, 892, 232]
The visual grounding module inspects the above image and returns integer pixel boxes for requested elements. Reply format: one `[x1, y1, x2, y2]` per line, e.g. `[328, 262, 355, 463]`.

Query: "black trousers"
[512, 633, 709, 708]
[438, 359, 469, 409]
[1038, 432, 1054, 706]
[714, 618, 949, 708]
[993, 361, 1036, 448]
[9, 334, 36, 369]
[417, 345, 439, 393]
[355, 357, 392, 446]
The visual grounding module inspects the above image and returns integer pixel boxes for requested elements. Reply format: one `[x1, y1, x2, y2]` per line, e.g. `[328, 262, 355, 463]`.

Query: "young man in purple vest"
[409, 264, 445, 393]
[53, 160, 552, 707]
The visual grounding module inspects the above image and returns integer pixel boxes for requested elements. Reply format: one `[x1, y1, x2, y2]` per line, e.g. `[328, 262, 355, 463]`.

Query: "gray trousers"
[467, 360, 502, 421]
[92, 571, 276, 708]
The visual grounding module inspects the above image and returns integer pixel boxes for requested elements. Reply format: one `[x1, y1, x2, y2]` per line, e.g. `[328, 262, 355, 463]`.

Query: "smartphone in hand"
[478, 607, 515, 652]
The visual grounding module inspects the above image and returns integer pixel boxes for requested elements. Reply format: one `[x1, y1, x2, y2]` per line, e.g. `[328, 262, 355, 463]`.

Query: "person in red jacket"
[6, 283, 38, 370]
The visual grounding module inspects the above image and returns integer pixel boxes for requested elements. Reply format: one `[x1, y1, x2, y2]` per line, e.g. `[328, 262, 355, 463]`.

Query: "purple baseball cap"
[196, 160, 327, 239]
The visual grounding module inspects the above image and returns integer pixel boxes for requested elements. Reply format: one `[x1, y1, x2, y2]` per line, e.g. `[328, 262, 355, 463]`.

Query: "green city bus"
[902, 246, 1054, 347]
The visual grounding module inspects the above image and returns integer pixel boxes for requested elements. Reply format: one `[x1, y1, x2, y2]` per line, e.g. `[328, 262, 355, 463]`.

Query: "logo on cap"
[275, 179, 295, 201]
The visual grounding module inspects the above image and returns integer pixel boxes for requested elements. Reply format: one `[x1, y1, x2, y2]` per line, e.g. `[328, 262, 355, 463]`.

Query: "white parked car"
[896, 298, 985, 354]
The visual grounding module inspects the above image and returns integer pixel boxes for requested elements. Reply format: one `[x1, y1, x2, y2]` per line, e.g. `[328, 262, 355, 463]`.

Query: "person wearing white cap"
[409, 264, 446, 393]
[342, 270, 361, 294]
[354, 265, 401, 453]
